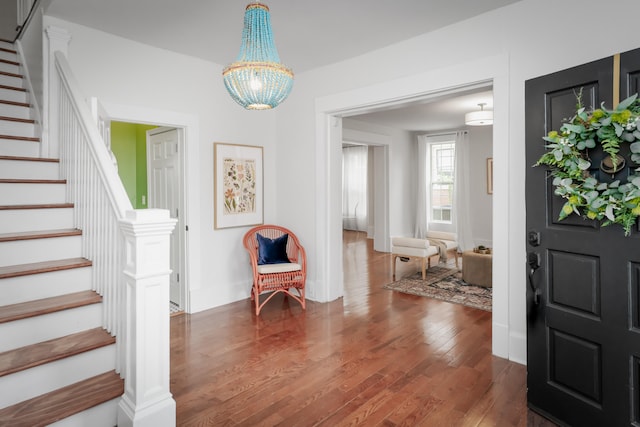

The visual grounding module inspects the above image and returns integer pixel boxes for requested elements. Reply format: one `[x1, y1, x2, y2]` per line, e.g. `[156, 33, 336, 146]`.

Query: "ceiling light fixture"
[465, 103, 493, 126]
[222, 2, 294, 110]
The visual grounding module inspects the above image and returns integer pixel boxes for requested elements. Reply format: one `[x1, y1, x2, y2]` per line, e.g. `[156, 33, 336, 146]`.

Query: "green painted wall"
[110, 122, 156, 209]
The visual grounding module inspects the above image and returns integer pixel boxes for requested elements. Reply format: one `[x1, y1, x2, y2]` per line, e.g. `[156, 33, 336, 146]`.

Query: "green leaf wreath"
[535, 92, 640, 236]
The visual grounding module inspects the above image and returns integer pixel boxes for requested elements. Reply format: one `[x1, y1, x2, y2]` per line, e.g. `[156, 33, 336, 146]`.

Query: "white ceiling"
[43, 0, 520, 73]
[348, 87, 494, 132]
[7, 0, 514, 131]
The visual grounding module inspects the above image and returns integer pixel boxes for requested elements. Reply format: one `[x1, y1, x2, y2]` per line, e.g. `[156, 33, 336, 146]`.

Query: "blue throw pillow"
[256, 233, 290, 265]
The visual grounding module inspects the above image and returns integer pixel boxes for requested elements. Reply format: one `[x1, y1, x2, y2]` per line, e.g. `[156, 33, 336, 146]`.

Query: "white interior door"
[147, 127, 183, 307]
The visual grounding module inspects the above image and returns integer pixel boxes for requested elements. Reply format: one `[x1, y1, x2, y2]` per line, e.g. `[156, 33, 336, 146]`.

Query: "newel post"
[117, 209, 177, 427]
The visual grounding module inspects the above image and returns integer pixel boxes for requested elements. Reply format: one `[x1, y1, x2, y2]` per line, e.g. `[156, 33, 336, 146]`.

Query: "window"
[429, 142, 455, 223]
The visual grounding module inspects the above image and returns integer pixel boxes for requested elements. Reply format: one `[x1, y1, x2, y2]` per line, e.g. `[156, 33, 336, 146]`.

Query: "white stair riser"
[0, 266, 92, 305]
[49, 398, 119, 427]
[0, 207, 74, 233]
[0, 50, 17, 63]
[0, 87, 26, 104]
[0, 61, 20, 75]
[0, 344, 116, 408]
[0, 159, 58, 180]
[0, 303, 102, 352]
[0, 103, 30, 120]
[0, 235, 82, 267]
[0, 182, 66, 204]
[0, 73, 23, 88]
[0, 137, 39, 157]
[0, 119, 35, 138]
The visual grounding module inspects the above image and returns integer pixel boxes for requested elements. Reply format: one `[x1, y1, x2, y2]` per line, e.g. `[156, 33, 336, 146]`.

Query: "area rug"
[383, 266, 492, 312]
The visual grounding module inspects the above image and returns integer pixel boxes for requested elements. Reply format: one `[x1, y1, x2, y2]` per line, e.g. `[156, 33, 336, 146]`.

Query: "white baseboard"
[189, 278, 319, 313]
[509, 331, 527, 365]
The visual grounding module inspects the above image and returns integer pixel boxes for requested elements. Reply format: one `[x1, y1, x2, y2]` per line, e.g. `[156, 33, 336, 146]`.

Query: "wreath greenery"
[535, 92, 640, 236]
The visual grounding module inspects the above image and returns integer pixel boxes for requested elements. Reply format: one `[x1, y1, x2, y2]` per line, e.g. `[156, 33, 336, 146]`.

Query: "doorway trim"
[101, 101, 201, 314]
[314, 53, 515, 361]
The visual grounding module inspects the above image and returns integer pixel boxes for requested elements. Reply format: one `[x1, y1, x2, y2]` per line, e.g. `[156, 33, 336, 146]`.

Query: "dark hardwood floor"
[170, 231, 557, 426]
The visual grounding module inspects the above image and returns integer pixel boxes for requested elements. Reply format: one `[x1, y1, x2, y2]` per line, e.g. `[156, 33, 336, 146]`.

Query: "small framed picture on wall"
[487, 157, 493, 195]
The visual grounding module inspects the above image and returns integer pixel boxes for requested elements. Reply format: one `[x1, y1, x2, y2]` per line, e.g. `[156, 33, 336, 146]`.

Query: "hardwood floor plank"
[170, 232, 558, 426]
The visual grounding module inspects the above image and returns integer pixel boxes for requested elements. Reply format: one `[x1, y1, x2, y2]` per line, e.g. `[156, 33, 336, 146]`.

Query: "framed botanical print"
[214, 142, 263, 229]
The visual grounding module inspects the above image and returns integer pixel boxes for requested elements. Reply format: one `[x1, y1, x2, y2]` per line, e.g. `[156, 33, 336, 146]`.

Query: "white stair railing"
[53, 51, 176, 426]
[17, 0, 36, 31]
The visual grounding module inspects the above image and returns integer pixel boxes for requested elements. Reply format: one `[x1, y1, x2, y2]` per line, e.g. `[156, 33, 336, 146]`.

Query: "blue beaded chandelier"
[223, 2, 294, 110]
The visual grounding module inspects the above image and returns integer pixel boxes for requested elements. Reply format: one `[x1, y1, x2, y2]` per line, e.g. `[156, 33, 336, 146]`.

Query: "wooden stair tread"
[0, 134, 39, 141]
[0, 70, 23, 79]
[0, 84, 26, 92]
[0, 47, 17, 55]
[0, 291, 101, 324]
[0, 328, 115, 377]
[0, 203, 73, 210]
[0, 178, 66, 184]
[0, 228, 81, 242]
[0, 99, 30, 108]
[0, 370, 123, 427]
[0, 155, 58, 163]
[0, 257, 92, 279]
[0, 115, 34, 124]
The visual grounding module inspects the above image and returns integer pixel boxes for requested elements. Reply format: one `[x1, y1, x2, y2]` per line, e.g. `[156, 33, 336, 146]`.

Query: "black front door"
[525, 48, 640, 426]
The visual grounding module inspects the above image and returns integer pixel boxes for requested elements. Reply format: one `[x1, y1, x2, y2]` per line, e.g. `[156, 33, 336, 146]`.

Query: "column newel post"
[117, 209, 177, 427]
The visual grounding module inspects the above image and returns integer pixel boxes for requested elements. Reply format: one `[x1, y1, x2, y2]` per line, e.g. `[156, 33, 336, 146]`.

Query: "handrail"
[15, 0, 40, 42]
[54, 51, 131, 216]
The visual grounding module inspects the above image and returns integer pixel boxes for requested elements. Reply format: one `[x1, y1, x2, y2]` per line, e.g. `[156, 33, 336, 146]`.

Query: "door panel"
[621, 47, 640, 99]
[148, 128, 182, 307]
[524, 53, 637, 425]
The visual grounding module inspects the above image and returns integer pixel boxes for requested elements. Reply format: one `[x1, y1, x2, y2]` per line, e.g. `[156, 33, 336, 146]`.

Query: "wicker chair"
[243, 225, 307, 315]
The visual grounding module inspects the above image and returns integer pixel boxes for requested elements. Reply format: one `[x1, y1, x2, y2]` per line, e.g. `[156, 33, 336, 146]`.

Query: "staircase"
[0, 40, 123, 426]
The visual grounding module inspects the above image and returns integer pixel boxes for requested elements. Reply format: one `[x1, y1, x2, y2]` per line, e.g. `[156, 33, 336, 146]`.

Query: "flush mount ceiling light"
[222, 2, 294, 110]
[465, 103, 493, 126]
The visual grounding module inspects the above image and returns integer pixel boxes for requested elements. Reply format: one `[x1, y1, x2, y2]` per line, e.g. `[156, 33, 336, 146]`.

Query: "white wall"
[43, 16, 278, 313]
[468, 126, 493, 248]
[274, 0, 640, 364]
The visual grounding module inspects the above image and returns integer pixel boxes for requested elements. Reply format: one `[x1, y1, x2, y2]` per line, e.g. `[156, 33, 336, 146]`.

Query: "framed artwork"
[487, 157, 493, 195]
[214, 142, 263, 229]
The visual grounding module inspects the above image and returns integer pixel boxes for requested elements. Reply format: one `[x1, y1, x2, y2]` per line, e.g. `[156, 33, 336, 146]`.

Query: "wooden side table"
[462, 250, 492, 287]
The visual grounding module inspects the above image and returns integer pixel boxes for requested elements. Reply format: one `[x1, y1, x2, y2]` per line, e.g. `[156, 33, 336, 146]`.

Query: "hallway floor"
[169, 231, 557, 426]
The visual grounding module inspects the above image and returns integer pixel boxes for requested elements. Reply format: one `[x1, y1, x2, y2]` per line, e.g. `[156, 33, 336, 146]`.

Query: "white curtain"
[453, 131, 473, 251]
[342, 145, 368, 231]
[414, 136, 428, 238]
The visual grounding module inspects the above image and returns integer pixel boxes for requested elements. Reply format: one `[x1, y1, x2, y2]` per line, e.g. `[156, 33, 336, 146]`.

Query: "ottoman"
[391, 237, 439, 280]
[462, 250, 492, 287]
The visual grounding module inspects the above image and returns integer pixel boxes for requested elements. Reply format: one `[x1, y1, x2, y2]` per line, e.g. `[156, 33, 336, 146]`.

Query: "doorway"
[341, 139, 390, 253]
[110, 121, 187, 311]
[315, 54, 513, 359]
[147, 127, 185, 309]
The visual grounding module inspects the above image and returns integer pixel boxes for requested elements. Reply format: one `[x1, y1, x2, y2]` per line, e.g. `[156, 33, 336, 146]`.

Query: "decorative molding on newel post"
[117, 209, 177, 427]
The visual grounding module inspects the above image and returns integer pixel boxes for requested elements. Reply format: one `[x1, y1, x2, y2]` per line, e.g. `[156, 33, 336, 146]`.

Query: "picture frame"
[487, 157, 493, 195]
[214, 142, 263, 229]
